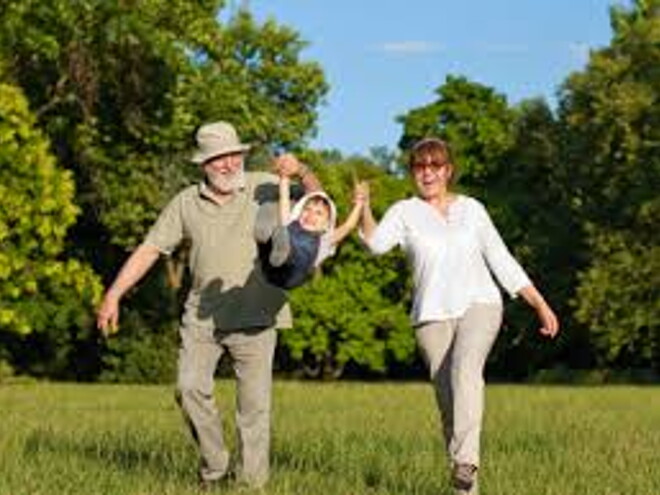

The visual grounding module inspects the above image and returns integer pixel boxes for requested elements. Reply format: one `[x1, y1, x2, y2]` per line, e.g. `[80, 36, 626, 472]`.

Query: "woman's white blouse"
[367, 195, 531, 324]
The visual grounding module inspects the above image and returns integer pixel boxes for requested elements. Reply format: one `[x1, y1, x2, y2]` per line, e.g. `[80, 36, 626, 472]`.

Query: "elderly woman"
[360, 137, 559, 495]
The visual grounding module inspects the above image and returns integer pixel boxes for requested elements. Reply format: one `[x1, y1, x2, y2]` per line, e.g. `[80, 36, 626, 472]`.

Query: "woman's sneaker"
[452, 463, 478, 492]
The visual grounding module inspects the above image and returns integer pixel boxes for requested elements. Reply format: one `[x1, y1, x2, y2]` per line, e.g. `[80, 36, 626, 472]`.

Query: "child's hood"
[288, 190, 338, 232]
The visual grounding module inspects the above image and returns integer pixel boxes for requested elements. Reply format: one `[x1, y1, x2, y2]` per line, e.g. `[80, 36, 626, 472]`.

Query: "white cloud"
[377, 40, 443, 55]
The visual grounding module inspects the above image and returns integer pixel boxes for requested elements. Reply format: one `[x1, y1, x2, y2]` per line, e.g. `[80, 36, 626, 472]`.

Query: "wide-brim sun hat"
[191, 121, 251, 164]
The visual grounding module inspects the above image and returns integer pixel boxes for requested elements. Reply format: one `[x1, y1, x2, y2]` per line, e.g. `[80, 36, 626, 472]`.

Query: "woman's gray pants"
[415, 303, 502, 469]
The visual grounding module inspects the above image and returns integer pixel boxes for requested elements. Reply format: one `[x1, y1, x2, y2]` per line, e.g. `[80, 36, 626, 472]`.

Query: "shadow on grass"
[272, 431, 448, 495]
[22, 427, 193, 481]
[22, 427, 451, 494]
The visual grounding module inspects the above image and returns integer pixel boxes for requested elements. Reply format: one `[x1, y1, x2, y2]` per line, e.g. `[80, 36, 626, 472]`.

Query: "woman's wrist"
[518, 284, 543, 308]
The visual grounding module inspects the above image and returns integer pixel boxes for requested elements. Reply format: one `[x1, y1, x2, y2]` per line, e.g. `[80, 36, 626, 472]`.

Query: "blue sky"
[244, 0, 629, 156]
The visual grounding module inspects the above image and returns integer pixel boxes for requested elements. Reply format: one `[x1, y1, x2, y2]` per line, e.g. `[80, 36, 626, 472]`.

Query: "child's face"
[299, 199, 330, 233]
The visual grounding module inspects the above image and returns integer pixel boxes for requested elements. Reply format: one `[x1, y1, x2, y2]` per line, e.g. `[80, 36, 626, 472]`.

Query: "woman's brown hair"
[409, 137, 456, 184]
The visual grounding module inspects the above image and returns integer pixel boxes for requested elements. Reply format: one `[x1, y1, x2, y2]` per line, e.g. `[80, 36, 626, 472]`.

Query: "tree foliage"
[0, 0, 328, 250]
[574, 230, 660, 368]
[0, 80, 101, 376]
[398, 75, 515, 185]
[559, 0, 660, 370]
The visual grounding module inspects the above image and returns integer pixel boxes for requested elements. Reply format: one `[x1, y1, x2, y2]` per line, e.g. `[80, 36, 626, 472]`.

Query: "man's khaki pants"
[416, 304, 502, 472]
[176, 325, 277, 488]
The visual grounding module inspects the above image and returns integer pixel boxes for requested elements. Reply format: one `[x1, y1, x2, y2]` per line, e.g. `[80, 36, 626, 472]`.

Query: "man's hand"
[274, 153, 305, 178]
[94, 243, 161, 337]
[96, 291, 120, 337]
[274, 152, 321, 192]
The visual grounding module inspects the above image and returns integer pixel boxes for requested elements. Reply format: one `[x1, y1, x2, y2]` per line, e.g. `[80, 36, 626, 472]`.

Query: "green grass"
[1, 381, 659, 494]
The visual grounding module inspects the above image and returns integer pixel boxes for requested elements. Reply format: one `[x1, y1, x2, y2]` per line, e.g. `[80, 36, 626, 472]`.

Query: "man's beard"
[206, 168, 244, 194]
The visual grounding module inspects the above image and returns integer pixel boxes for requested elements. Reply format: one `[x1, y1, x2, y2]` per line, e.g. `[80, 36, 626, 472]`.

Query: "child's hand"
[353, 181, 370, 206]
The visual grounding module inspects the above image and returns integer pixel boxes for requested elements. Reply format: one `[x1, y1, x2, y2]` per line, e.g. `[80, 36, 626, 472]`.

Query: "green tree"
[398, 75, 516, 185]
[559, 0, 660, 370]
[487, 99, 589, 376]
[0, 0, 328, 249]
[574, 229, 660, 369]
[0, 81, 101, 377]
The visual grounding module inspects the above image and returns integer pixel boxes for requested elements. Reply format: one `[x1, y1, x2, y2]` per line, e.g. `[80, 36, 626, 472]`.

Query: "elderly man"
[96, 121, 320, 489]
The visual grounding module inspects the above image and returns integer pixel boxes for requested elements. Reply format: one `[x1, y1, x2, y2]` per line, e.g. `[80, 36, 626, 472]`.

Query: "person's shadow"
[196, 268, 287, 331]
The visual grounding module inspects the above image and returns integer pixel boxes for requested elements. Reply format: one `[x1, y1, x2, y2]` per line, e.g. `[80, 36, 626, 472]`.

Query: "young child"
[255, 173, 366, 289]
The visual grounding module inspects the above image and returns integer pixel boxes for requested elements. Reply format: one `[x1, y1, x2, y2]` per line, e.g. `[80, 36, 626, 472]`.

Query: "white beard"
[206, 168, 244, 194]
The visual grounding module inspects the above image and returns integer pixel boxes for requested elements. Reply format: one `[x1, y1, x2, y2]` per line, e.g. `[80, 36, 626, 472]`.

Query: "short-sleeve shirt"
[144, 172, 292, 331]
[366, 195, 531, 324]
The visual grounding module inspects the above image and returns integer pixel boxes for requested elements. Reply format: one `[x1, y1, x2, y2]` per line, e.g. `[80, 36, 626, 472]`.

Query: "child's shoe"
[269, 226, 291, 267]
[254, 202, 278, 243]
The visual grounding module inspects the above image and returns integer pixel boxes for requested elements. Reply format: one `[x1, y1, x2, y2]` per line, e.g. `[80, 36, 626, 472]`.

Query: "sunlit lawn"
[1, 381, 659, 494]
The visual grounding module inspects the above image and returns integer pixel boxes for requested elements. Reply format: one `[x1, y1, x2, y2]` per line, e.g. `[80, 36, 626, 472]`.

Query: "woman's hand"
[353, 180, 370, 206]
[518, 285, 560, 338]
[535, 301, 559, 338]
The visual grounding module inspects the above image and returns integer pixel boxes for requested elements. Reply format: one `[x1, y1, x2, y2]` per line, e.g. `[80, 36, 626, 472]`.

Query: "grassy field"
[1, 381, 659, 495]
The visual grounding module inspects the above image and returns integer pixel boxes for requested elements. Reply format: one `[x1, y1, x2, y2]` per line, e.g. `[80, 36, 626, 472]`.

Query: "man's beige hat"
[191, 121, 251, 164]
